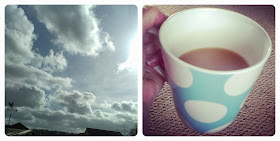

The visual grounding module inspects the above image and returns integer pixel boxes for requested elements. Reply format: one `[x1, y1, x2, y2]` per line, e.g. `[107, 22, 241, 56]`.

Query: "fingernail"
[147, 55, 159, 67]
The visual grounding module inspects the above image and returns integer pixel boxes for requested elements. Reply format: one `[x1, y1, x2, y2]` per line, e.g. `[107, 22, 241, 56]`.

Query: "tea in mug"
[179, 48, 249, 71]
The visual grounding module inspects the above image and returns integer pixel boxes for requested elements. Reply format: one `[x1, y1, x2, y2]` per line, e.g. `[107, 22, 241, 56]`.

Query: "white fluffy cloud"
[5, 82, 47, 108]
[34, 5, 116, 56]
[5, 5, 36, 64]
[5, 62, 72, 90]
[5, 5, 72, 90]
[111, 101, 137, 113]
[32, 50, 67, 73]
[49, 90, 96, 115]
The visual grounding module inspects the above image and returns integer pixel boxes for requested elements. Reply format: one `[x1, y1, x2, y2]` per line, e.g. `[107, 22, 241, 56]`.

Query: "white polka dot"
[184, 100, 227, 123]
[204, 121, 233, 134]
[163, 51, 193, 88]
[224, 67, 263, 96]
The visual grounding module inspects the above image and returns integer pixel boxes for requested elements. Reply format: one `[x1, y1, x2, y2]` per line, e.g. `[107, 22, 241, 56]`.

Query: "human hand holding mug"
[142, 6, 167, 135]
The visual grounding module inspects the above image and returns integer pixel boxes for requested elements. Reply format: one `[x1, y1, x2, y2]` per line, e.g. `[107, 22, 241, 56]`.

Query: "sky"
[5, 5, 138, 135]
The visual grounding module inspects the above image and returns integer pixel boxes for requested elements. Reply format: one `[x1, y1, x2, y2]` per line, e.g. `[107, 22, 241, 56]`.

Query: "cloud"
[33, 5, 115, 56]
[93, 109, 107, 119]
[32, 50, 67, 73]
[5, 62, 72, 90]
[5, 5, 37, 64]
[6, 106, 136, 134]
[5, 6, 68, 74]
[100, 100, 110, 108]
[115, 34, 139, 73]
[115, 113, 137, 124]
[111, 101, 137, 113]
[49, 90, 96, 115]
[5, 82, 46, 108]
[5, 5, 72, 91]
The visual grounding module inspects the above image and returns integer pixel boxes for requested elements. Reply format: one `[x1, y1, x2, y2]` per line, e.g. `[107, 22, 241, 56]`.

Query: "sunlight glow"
[116, 33, 139, 73]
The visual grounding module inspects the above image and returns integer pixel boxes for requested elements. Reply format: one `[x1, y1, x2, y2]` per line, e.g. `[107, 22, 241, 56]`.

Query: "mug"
[159, 8, 271, 134]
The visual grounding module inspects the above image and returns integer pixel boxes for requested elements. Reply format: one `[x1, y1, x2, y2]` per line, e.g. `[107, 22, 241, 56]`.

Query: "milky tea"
[179, 48, 249, 71]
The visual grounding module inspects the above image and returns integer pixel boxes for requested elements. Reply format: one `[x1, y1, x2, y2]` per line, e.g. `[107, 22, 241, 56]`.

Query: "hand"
[142, 6, 167, 135]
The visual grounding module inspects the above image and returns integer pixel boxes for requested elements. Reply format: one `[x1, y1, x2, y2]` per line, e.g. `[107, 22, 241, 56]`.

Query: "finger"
[146, 50, 163, 67]
[144, 38, 161, 56]
[144, 43, 156, 57]
[143, 7, 167, 34]
[143, 32, 156, 45]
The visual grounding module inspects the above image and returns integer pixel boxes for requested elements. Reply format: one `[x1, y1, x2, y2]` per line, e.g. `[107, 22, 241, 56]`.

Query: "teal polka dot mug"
[159, 8, 271, 134]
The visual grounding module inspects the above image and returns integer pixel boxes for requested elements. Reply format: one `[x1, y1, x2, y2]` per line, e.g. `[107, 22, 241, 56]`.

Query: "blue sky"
[5, 5, 138, 134]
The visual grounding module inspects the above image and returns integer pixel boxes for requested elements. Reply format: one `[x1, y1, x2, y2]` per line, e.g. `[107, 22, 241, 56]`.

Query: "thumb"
[143, 7, 167, 34]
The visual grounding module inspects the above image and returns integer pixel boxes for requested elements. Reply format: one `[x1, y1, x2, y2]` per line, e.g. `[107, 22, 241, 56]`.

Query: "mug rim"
[159, 7, 272, 75]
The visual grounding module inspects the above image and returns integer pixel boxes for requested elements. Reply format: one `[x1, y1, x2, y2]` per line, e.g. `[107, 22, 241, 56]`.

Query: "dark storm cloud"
[33, 5, 115, 56]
